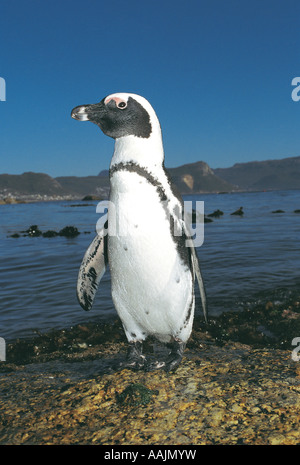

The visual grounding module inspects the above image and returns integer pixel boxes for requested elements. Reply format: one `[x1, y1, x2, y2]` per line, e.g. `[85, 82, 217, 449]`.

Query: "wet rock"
[231, 207, 244, 216]
[42, 230, 58, 238]
[208, 209, 224, 218]
[24, 225, 42, 237]
[1, 300, 300, 445]
[0, 340, 299, 445]
[58, 226, 80, 237]
[272, 209, 285, 213]
[294, 209, 300, 213]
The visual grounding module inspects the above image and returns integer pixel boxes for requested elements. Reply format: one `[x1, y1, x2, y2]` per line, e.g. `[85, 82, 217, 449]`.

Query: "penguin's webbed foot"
[120, 341, 146, 371]
[145, 339, 186, 372]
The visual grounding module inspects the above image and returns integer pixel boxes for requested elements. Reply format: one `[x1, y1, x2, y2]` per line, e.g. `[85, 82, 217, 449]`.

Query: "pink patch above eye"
[105, 96, 126, 106]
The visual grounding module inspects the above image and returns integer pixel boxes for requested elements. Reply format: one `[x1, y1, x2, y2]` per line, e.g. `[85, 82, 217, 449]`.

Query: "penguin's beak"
[71, 105, 91, 121]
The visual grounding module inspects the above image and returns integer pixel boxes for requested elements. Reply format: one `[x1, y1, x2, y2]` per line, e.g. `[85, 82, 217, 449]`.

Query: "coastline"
[1, 298, 300, 445]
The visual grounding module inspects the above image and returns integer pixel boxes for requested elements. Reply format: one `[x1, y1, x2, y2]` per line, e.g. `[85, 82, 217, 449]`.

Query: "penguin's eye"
[117, 101, 127, 109]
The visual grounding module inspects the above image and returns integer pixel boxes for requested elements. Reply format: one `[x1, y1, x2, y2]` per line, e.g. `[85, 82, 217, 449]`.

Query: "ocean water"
[0, 190, 299, 341]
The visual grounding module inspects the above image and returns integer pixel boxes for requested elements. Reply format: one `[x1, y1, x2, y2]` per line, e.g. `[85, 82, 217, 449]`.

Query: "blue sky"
[0, 0, 299, 177]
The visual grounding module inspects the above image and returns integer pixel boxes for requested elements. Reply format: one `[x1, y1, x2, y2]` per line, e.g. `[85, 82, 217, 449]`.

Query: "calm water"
[0, 190, 299, 340]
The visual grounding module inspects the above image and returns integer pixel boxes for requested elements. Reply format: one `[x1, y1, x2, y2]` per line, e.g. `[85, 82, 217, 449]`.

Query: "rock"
[24, 225, 42, 237]
[1, 300, 300, 445]
[272, 210, 285, 213]
[0, 338, 299, 445]
[231, 207, 244, 216]
[208, 209, 224, 218]
[294, 209, 300, 214]
[42, 230, 58, 238]
[58, 226, 80, 237]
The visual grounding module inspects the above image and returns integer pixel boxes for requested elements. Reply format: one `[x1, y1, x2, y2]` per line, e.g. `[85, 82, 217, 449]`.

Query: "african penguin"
[71, 93, 207, 371]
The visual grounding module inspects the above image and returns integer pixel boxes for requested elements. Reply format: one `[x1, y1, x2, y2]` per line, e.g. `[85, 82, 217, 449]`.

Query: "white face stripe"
[104, 93, 130, 105]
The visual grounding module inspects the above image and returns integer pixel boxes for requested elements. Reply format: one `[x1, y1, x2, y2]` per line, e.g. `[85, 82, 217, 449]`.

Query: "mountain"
[167, 161, 233, 193]
[0, 172, 67, 196]
[3, 155, 300, 200]
[0, 161, 234, 200]
[214, 156, 300, 190]
[56, 176, 109, 197]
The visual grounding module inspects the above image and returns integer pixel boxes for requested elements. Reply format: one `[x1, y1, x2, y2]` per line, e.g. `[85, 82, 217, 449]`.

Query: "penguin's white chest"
[108, 170, 193, 340]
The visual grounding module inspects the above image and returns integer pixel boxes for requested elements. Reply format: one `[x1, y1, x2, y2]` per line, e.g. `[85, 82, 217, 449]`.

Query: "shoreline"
[1, 187, 300, 205]
[1, 299, 300, 445]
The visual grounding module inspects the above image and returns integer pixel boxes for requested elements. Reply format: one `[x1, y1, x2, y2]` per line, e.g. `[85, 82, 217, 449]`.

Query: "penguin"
[71, 93, 207, 371]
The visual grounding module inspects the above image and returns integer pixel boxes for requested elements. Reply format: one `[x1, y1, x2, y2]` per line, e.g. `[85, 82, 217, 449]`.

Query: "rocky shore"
[1, 297, 300, 445]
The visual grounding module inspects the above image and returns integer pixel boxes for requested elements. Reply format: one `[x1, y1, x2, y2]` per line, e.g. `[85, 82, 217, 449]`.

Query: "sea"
[0, 189, 299, 341]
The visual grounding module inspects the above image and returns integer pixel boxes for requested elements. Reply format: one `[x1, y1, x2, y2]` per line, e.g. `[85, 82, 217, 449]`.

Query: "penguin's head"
[71, 93, 159, 140]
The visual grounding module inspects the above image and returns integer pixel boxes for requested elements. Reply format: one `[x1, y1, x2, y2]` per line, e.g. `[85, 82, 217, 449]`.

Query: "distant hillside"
[214, 156, 300, 190]
[0, 172, 67, 196]
[3, 155, 300, 199]
[56, 176, 109, 197]
[0, 161, 234, 199]
[98, 161, 233, 193]
[167, 161, 233, 193]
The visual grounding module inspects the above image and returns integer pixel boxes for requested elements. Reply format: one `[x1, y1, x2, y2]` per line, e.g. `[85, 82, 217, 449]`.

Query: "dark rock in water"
[272, 210, 285, 213]
[204, 217, 213, 223]
[58, 226, 80, 237]
[25, 225, 43, 237]
[208, 209, 224, 218]
[294, 209, 300, 213]
[231, 207, 244, 216]
[42, 230, 58, 238]
[9, 233, 20, 238]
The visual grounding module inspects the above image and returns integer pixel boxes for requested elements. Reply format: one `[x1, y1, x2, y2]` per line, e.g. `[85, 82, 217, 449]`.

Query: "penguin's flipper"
[184, 223, 208, 323]
[77, 217, 108, 311]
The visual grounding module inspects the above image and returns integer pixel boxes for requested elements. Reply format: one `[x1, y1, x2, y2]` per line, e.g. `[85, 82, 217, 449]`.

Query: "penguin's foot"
[146, 339, 186, 372]
[119, 341, 146, 370]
